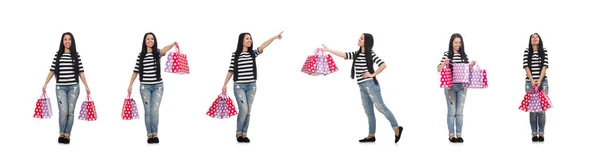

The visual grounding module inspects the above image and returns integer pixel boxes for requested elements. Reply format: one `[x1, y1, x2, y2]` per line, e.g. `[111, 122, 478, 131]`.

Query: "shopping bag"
[207, 92, 238, 119]
[122, 93, 140, 120]
[538, 89, 553, 111]
[33, 92, 53, 119]
[452, 63, 470, 83]
[463, 64, 488, 88]
[79, 96, 97, 121]
[314, 54, 331, 75]
[164, 45, 190, 74]
[325, 54, 339, 73]
[518, 91, 531, 112]
[440, 63, 453, 88]
[527, 88, 543, 113]
[301, 49, 321, 75]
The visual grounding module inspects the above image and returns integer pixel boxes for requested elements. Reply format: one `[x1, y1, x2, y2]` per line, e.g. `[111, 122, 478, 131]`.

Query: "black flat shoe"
[395, 126, 403, 143]
[456, 137, 464, 143]
[236, 136, 244, 143]
[449, 137, 457, 143]
[63, 138, 70, 144]
[359, 137, 376, 143]
[147, 138, 154, 144]
[58, 137, 65, 144]
[153, 137, 159, 143]
[242, 137, 250, 143]
[538, 136, 544, 142]
[532, 136, 539, 142]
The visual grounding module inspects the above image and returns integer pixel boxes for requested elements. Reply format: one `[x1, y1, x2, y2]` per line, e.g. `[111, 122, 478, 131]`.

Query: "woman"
[322, 33, 403, 143]
[522, 33, 549, 142]
[436, 33, 476, 143]
[221, 31, 283, 143]
[126, 32, 178, 144]
[41, 32, 92, 144]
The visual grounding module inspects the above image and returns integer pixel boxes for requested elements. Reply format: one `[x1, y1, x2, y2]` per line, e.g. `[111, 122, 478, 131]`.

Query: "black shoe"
[58, 137, 65, 144]
[153, 137, 159, 143]
[538, 136, 544, 142]
[532, 136, 539, 142]
[147, 138, 153, 144]
[63, 137, 70, 144]
[236, 136, 244, 143]
[359, 137, 376, 143]
[449, 137, 457, 143]
[242, 137, 250, 143]
[456, 137, 464, 143]
[395, 126, 403, 143]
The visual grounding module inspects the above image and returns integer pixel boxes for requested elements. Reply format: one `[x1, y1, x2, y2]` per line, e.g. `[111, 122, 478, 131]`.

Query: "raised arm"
[257, 31, 283, 54]
[159, 41, 179, 56]
[321, 44, 348, 59]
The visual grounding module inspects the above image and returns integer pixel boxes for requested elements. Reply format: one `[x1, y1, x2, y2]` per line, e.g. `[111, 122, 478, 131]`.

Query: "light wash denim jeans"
[525, 79, 548, 135]
[140, 83, 164, 137]
[233, 82, 257, 136]
[358, 80, 399, 136]
[444, 83, 467, 137]
[56, 84, 80, 137]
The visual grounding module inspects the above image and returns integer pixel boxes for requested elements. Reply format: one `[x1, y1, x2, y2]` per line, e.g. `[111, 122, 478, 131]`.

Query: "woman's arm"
[79, 72, 90, 93]
[42, 71, 54, 92]
[257, 31, 283, 54]
[222, 72, 233, 92]
[159, 42, 179, 56]
[321, 44, 348, 59]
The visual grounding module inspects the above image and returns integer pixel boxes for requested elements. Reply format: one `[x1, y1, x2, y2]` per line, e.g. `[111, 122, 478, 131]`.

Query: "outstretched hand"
[274, 31, 283, 40]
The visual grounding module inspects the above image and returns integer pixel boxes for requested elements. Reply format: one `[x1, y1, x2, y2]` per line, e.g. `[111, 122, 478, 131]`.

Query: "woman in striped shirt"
[436, 33, 476, 143]
[41, 32, 92, 144]
[221, 31, 283, 143]
[322, 33, 403, 143]
[127, 32, 178, 144]
[523, 33, 549, 142]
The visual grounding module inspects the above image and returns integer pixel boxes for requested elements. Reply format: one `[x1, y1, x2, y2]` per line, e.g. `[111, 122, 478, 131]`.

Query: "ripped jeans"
[526, 79, 548, 135]
[444, 83, 467, 137]
[233, 82, 256, 136]
[358, 80, 399, 136]
[56, 84, 80, 137]
[140, 83, 164, 137]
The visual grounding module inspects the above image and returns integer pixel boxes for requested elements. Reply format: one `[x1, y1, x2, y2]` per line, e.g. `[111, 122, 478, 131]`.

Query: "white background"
[0, 0, 598, 162]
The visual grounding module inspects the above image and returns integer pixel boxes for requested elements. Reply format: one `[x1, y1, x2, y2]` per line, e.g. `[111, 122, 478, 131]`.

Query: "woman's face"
[358, 34, 365, 47]
[452, 37, 462, 52]
[530, 34, 540, 46]
[63, 34, 72, 49]
[243, 34, 252, 48]
[145, 34, 155, 48]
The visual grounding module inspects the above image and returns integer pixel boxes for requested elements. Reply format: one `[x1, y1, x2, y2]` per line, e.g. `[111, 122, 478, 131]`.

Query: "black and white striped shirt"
[439, 51, 470, 65]
[522, 48, 548, 81]
[49, 53, 84, 86]
[134, 52, 163, 85]
[345, 51, 385, 84]
[228, 49, 261, 83]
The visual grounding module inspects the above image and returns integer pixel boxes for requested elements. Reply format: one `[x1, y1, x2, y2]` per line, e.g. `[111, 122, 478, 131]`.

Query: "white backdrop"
[0, 0, 598, 162]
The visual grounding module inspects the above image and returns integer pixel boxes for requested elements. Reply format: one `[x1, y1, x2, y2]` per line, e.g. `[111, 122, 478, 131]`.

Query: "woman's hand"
[362, 72, 375, 78]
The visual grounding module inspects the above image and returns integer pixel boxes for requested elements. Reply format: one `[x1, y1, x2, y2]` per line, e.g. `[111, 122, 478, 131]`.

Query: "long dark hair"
[54, 32, 79, 79]
[232, 33, 257, 81]
[351, 33, 379, 84]
[447, 33, 467, 70]
[138, 32, 162, 80]
[527, 33, 545, 66]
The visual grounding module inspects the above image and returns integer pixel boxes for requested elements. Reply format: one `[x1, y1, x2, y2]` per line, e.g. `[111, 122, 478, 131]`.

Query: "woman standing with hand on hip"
[126, 32, 178, 144]
[221, 31, 283, 143]
[523, 33, 549, 142]
[322, 33, 403, 143]
[41, 32, 92, 144]
[436, 33, 476, 143]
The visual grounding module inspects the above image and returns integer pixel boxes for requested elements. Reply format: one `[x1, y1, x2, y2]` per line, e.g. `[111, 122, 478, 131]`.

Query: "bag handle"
[126, 92, 132, 99]
[40, 92, 48, 99]
[86, 95, 93, 102]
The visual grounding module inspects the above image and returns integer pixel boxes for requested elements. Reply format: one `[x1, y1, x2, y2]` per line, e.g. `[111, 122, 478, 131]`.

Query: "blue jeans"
[140, 83, 164, 137]
[444, 83, 467, 137]
[525, 79, 548, 135]
[358, 80, 399, 136]
[233, 82, 257, 136]
[56, 84, 80, 137]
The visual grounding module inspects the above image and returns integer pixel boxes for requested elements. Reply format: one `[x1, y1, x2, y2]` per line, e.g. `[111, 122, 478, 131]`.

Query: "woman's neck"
[147, 47, 153, 53]
[242, 46, 249, 52]
[453, 50, 459, 54]
[532, 45, 539, 52]
[64, 48, 71, 54]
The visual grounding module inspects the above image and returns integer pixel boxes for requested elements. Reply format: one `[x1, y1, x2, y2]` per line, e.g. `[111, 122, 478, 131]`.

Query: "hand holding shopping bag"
[122, 93, 140, 120]
[79, 95, 97, 121]
[301, 48, 338, 76]
[440, 63, 453, 88]
[207, 92, 238, 119]
[463, 63, 488, 88]
[33, 92, 53, 119]
[164, 45, 190, 74]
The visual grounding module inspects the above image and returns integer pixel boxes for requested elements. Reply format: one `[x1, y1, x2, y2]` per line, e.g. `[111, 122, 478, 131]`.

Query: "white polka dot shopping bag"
[301, 48, 338, 76]
[164, 45, 190, 74]
[78, 95, 97, 121]
[33, 92, 53, 119]
[207, 92, 238, 119]
[121, 93, 140, 120]
[440, 63, 453, 88]
[463, 64, 488, 88]
[452, 63, 470, 83]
